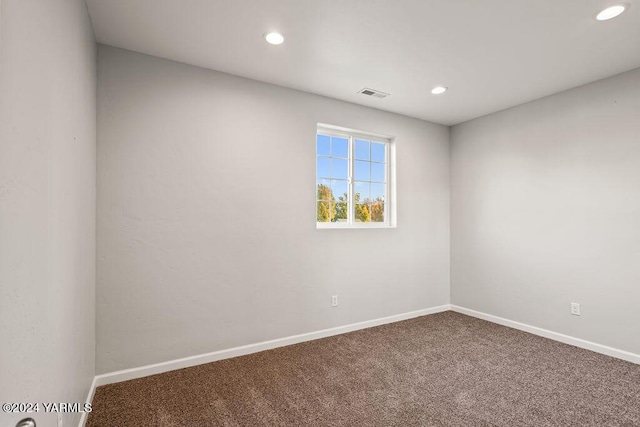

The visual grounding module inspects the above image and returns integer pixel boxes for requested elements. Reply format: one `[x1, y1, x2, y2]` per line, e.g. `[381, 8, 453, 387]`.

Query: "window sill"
[316, 223, 396, 230]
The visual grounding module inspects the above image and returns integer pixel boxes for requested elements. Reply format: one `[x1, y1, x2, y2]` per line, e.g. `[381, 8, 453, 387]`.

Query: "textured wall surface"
[451, 68, 640, 355]
[96, 46, 450, 373]
[0, 1, 97, 426]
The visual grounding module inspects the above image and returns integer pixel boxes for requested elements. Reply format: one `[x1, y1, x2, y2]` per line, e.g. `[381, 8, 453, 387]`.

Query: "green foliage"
[355, 203, 371, 222]
[335, 193, 348, 221]
[316, 184, 336, 222]
[316, 185, 384, 223]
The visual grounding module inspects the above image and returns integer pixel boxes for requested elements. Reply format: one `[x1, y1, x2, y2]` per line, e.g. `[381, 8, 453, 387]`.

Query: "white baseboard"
[451, 305, 640, 365]
[78, 375, 97, 427]
[92, 304, 451, 390]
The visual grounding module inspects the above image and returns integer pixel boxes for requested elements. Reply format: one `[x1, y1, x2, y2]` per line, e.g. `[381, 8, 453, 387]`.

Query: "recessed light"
[596, 4, 628, 20]
[431, 86, 447, 95]
[264, 32, 284, 45]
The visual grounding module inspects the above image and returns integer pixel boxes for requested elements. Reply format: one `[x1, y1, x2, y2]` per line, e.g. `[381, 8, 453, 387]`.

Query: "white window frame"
[316, 124, 396, 229]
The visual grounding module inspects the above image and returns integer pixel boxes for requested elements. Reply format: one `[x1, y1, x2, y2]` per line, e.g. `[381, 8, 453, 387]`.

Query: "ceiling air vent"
[358, 88, 390, 98]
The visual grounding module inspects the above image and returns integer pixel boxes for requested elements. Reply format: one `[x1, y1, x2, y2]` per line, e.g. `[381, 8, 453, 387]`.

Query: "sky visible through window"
[316, 133, 387, 223]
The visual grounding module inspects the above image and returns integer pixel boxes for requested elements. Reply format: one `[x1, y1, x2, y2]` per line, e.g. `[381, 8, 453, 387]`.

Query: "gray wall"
[451, 68, 640, 355]
[0, 1, 97, 426]
[96, 46, 450, 374]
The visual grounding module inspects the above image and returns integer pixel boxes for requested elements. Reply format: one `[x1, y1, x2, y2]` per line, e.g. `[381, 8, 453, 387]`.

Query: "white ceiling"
[86, 0, 640, 125]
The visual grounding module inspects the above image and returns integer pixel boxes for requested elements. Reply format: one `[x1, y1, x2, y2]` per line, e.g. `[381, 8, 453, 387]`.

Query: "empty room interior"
[2, 1, 640, 426]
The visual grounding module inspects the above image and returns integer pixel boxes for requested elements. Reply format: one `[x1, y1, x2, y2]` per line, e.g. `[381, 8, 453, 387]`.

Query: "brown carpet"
[87, 312, 640, 426]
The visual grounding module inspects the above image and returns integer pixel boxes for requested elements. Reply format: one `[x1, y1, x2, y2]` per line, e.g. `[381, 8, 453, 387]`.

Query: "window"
[316, 125, 394, 228]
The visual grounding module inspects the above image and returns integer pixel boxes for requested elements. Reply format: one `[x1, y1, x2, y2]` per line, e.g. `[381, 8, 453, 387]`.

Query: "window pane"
[355, 204, 371, 222]
[331, 137, 348, 158]
[355, 139, 370, 160]
[371, 142, 385, 162]
[317, 201, 334, 222]
[371, 162, 385, 182]
[317, 134, 330, 156]
[317, 157, 330, 178]
[371, 202, 385, 222]
[334, 198, 348, 222]
[331, 158, 348, 179]
[371, 182, 385, 202]
[354, 160, 370, 181]
[354, 181, 370, 202]
[316, 181, 332, 201]
[317, 178, 330, 194]
[331, 179, 348, 200]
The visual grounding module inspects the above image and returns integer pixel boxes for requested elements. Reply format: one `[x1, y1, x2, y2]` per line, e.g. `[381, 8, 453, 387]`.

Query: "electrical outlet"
[331, 295, 338, 307]
[571, 302, 581, 316]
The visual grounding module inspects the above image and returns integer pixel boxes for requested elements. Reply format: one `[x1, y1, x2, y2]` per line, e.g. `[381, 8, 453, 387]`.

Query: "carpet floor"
[87, 312, 640, 426]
